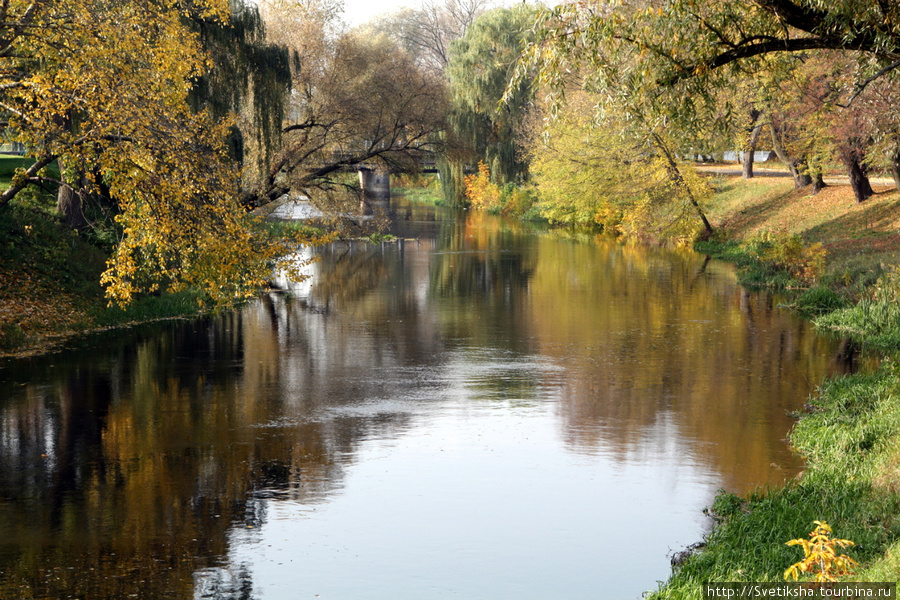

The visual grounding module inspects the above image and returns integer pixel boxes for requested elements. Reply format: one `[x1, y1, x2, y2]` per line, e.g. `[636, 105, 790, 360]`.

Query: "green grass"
[261, 219, 324, 239]
[650, 175, 900, 596]
[90, 290, 207, 327]
[0, 153, 60, 187]
[393, 173, 446, 205]
[651, 364, 900, 598]
[816, 300, 900, 351]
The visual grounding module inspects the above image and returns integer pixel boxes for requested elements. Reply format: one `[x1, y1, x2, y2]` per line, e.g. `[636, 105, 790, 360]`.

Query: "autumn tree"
[0, 0, 315, 306]
[521, 88, 713, 240]
[558, 0, 900, 91]
[517, 0, 900, 201]
[246, 1, 447, 211]
[761, 58, 836, 191]
[858, 77, 900, 190]
[508, 1, 717, 238]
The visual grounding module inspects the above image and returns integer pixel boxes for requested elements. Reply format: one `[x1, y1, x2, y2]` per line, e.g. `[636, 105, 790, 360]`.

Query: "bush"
[463, 162, 501, 210]
[499, 184, 537, 218]
[463, 163, 538, 219]
[746, 233, 827, 286]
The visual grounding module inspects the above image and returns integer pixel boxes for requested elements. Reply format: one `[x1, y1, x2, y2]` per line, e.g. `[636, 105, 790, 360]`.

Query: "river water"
[0, 199, 856, 599]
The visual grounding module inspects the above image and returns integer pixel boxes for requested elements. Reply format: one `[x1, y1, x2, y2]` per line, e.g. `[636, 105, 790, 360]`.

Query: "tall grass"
[817, 267, 900, 350]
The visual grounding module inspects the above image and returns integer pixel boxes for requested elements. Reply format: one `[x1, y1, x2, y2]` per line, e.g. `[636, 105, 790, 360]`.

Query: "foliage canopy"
[0, 0, 315, 306]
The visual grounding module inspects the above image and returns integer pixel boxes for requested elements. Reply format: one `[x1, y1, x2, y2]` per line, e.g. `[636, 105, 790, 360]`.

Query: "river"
[0, 198, 856, 599]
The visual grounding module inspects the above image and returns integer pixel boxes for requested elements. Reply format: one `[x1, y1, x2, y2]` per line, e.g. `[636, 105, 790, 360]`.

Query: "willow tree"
[520, 87, 713, 241]
[441, 5, 538, 206]
[0, 0, 316, 306]
[518, 0, 900, 202]
[191, 0, 294, 187]
[505, 2, 717, 238]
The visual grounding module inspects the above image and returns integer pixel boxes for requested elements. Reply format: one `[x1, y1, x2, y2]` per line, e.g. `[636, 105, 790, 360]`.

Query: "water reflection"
[0, 203, 857, 599]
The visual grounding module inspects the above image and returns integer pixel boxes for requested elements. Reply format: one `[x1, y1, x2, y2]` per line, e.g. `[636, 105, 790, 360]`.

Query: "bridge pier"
[358, 167, 390, 215]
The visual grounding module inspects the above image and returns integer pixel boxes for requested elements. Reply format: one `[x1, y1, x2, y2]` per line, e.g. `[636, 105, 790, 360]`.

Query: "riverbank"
[651, 174, 900, 598]
[0, 194, 214, 357]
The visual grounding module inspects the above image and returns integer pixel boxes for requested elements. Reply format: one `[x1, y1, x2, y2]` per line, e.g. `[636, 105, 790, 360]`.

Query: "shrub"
[745, 233, 827, 286]
[463, 162, 502, 210]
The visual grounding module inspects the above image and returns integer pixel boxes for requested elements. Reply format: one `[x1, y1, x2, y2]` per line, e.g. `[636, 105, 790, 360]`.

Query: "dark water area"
[0, 199, 860, 599]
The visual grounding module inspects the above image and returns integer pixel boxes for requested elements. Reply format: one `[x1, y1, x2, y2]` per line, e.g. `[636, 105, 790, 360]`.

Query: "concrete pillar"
[358, 168, 390, 215]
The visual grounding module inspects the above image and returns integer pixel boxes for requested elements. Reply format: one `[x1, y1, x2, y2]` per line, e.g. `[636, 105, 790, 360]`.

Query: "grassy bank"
[701, 175, 900, 294]
[0, 184, 214, 356]
[391, 173, 446, 205]
[651, 174, 900, 597]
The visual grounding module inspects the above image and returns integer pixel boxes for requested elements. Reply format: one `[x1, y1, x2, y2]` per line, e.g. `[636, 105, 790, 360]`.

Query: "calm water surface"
[0, 200, 856, 599]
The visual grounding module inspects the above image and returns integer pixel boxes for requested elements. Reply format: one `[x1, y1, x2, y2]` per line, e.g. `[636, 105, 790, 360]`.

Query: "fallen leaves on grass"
[0, 265, 96, 356]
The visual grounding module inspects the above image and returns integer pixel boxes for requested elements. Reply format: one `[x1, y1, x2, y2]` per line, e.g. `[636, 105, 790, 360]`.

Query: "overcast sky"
[341, 0, 415, 26]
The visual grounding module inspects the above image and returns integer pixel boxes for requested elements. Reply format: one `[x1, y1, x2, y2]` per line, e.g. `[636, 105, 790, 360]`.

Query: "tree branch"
[0, 152, 57, 206]
[837, 60, 900, 108]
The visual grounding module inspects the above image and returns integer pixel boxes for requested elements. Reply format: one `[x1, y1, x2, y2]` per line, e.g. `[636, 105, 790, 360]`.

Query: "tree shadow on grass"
[805, 190, 900, 265]
[716, 186, 798, 236]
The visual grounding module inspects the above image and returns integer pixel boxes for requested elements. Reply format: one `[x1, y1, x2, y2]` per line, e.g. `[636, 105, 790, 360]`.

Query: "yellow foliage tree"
[523, 90, 713, 242]
[784, 521, 858, 582]
[463, 162, 502, 210]
[1, 0, 313, 306]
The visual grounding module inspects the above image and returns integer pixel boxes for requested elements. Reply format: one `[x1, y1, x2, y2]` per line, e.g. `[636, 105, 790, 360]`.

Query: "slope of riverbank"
[0, 198, 209, 357]
[651, 174, 900, 598]
[705, 174, 900, 286]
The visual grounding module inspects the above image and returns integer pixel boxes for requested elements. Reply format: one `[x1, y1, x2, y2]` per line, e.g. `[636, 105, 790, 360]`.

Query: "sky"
[341, 0, 416, 26]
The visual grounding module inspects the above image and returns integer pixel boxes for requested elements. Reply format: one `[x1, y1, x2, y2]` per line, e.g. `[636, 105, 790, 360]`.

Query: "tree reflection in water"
[0, 203, 865, 599]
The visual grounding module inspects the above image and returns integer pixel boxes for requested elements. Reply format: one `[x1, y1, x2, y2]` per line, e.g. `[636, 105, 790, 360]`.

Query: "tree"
[576, 0, 900, 90]
[521, 84, 714, 240]
[372, 0, 491, 76]
[0, 0, 313, 306]
[857, 77, 900, 190]
[518, 1, 900, 201]
[442, 5, 538, 205]
[191, 1, 294, 187]
[247, 2, 448, 211]
[742, 108, 765, 179]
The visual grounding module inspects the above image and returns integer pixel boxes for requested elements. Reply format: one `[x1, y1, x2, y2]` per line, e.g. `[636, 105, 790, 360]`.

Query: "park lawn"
[0, 153, 60, 187]
[706, 175, 900, 282]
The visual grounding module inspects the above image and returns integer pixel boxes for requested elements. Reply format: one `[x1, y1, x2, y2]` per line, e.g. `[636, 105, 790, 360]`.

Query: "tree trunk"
[845, 157, 874, 203]
[890, 149, 900, 191]
[769, 125, 811, 188]
[652, 133, 713, 236]
[742, 109, 763, 179]
[811, 172, 827, 195]
[57, 184, 87, 229]
[56, 159, 87, 228]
